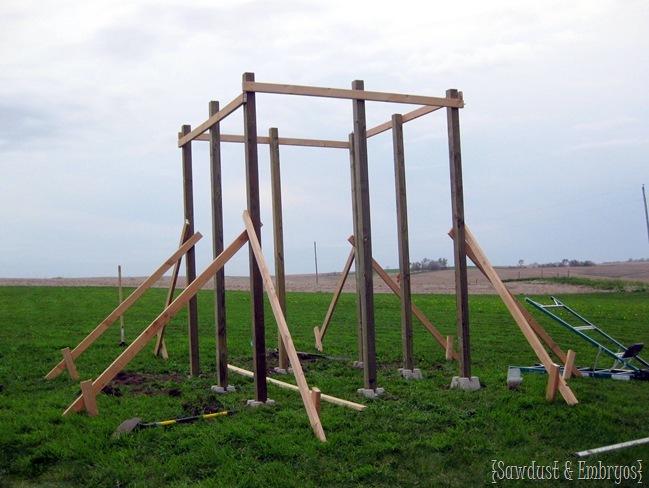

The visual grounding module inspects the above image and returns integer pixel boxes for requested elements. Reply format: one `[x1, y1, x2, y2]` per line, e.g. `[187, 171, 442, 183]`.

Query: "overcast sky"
[1, 0, 648, 278]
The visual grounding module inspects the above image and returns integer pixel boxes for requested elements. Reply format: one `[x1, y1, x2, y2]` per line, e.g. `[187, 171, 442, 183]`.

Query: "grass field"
[0, 286, 647, 486]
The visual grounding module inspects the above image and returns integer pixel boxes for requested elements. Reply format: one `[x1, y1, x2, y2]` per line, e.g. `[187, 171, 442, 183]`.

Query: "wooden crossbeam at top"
[243, 81, 464, 108]
[193, 133, 350, 149]
[179, 78, 462, 148]
[178, 94, 245, 147]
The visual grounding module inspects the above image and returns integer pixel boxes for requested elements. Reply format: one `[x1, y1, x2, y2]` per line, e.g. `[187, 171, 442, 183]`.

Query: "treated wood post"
[446, 89, 471, 379]
[269, 127, 289, 371]
[243, 72, 267, 402]
[348, 133, 364, 364]
[352, 80, 377, 390]
[392, 114, 414, 371]
[210, 101, 228, 389]
[181, 124, 200, 376]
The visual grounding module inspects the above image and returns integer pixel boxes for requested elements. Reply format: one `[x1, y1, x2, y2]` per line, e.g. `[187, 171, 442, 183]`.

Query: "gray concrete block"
[450, 376, 481, 391]
[211, 385, 236, 394]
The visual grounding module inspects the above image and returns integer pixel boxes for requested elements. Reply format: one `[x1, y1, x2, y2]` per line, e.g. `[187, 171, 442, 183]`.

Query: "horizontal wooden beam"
[367, 105, 443, 138]
[193, 133, 349, 149]
[243, 81, 464, 108]
[228, 364, 367, 411]
[178, 94, 245, 147]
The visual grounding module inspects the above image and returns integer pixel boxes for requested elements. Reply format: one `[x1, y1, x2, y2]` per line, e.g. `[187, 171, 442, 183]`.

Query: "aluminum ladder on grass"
[525, 296, 649, 373]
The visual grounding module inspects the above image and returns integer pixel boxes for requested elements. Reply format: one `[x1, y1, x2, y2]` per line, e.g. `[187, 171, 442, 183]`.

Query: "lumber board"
[243, 72, 267, 402]
[178, 94, 244, 147]
[242, 81, 464, 108]
[392, 114, 414, 370]
[563, 350, 576, 380]
[351, 79, 377, 391]
[314, 247, 355, 351]
[61, 347, 79, 381]
[209, 100, 229, 389]
[181, 124, 200, 376]
[45, 232, 202, 380]
[243, 210, 326, 442]
[460, 226, 578, 405]
[194, 133, 350, 149]
[228, 364, 367, 411]
[546, 363, 561, 401]
[367, 105, 442, 138]
[154, 220, 191, 358]
[270, 127, 289, 370]
[80, 380, 98, 416]
[447, 88, 471, 378]
[63, 230, 249, 416]
[446, 336, 454, 361]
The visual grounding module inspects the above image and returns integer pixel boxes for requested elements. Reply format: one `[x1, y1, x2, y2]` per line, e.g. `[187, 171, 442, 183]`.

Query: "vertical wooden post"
[446, 89, 471, 379]
[392, 114, 414, 371]
[181, 124, 200, 376]
[348, 133, 364, 364]
[210, 101, 228, 388]
[243, 72, 267, 402]
[352, 80, 377, 390]
[269, 128, 289, 371]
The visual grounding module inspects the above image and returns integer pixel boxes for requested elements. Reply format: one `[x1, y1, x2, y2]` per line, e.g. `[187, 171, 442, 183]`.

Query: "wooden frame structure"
[178, 73, 471, 396]
[59, 212, 360, 441]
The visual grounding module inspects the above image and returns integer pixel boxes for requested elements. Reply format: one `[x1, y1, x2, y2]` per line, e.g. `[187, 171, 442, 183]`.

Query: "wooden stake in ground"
[243, 210, 327, 442]
[117, 266, 126, 347]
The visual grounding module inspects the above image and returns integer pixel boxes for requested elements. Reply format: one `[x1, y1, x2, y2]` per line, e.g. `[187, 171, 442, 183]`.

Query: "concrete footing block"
[507, 368, 522, 388]
[273, 367, 293, 375]
[357, 387, 386, 399]
[211, 385, 236, 394]
[398, 368, 423, 380]
[353, 361, 364, 370]
[246, 398, 276, 408]
[450, 376, 481, 391]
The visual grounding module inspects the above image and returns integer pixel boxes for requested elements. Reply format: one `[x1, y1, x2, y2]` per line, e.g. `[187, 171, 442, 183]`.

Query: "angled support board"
[154, 220, 193, 359]
[349, 236, 458, 359]
[178, 94, 245, 147]
[313, 246, 355, 351]
[454, 226, 578, 405]
[243, 210, 327, 442]
[45, 231, 203, 380]
[61, 347, 79, 381]
[63, 230, 249, 416]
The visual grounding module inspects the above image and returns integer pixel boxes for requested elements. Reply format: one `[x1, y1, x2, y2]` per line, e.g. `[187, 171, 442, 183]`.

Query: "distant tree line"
[410, 257, 448, 272]
[522, 259, 595, 268]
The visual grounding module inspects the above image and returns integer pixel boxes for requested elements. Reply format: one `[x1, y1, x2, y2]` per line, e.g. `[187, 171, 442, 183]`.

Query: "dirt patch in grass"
[103, 371, 184, 397]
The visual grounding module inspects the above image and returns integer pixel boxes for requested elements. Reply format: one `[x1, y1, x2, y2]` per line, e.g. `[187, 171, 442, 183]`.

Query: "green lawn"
[0, 286, 647, 486]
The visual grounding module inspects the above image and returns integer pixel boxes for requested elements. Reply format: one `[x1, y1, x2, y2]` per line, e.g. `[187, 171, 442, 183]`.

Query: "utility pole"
[314, 241, 319, 284]
[643, 184, 649, 246]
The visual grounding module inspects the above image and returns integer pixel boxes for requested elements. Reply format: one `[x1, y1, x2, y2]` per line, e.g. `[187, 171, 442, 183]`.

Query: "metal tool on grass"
[113, 410, 237, 437]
